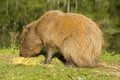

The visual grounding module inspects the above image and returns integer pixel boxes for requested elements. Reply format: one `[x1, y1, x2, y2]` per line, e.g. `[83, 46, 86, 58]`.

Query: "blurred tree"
[0, 0, 120, 53]
[67, 0, 70, 13]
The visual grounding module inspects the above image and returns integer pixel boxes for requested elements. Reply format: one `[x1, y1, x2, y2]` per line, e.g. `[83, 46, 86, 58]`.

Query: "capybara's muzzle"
[19, 53, 22, 57]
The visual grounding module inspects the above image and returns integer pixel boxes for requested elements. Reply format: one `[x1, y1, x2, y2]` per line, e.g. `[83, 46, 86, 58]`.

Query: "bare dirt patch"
[97, 62, 120, 77]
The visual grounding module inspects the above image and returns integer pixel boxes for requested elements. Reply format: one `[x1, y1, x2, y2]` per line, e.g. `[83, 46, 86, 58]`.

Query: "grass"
[0, 48, 120, 80]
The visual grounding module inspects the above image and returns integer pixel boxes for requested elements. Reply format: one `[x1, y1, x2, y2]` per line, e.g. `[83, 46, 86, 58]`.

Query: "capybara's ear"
[23, 26, 28, 33]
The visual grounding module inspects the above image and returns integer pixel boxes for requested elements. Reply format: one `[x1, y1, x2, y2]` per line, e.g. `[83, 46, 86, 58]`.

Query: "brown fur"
[20, 10, 103, 67]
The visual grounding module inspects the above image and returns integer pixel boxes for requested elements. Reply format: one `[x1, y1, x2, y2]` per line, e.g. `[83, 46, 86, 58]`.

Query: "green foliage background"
[0, 0, 120, 53]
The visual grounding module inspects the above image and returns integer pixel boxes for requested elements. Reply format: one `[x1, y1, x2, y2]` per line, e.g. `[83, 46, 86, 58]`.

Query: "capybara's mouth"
[19, 53, 22, 57]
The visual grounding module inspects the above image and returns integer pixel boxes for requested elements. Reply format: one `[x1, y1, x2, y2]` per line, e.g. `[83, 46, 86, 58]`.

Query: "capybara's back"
[20, 10, 103, 68]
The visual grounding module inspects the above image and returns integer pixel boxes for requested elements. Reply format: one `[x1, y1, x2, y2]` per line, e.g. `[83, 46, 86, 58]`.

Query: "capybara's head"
[19, 25, 42, 58]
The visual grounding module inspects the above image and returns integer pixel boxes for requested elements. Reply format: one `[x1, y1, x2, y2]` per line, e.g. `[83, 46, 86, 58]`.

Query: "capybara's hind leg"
[64, 62, 74, 67]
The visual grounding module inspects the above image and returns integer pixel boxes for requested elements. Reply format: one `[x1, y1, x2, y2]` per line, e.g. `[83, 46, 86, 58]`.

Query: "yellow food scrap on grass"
[12, 56, 45, 66]
[12, 55, 62, 67]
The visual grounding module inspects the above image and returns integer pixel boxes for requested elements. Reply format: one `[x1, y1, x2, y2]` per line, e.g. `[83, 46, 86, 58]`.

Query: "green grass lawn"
[0, 48, 120, 80]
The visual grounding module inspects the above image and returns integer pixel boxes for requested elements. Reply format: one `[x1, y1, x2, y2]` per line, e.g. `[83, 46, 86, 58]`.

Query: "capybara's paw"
[40, 61, 46, 64]
[64, 63, 74, 67]
[40, 61, 50, 64]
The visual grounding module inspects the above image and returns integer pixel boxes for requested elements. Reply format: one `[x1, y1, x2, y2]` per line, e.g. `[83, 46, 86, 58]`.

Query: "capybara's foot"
[65, 63, 74, 67]
[40, 61, 50, 64]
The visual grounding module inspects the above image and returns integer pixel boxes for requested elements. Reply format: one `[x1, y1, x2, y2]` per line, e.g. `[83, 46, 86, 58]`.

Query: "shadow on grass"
[32, 49, 67, 64]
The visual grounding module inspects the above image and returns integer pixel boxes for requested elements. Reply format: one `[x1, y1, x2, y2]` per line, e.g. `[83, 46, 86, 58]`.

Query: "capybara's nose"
[19, 53, 22, 57]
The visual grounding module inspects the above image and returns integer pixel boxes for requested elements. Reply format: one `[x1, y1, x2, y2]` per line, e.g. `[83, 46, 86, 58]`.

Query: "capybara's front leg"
[43, 48, 53, 64]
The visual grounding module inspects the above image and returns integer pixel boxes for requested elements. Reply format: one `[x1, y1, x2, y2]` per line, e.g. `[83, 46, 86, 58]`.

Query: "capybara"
[19, 10, 103, 67]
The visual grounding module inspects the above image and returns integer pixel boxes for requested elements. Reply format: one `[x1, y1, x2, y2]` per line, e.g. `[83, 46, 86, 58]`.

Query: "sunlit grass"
[100, 51, 120, 65]
[0, 49, 120, 80]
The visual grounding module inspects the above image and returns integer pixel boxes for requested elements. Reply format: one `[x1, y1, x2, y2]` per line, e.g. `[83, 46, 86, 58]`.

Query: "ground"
[0, 48, 120, 80]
